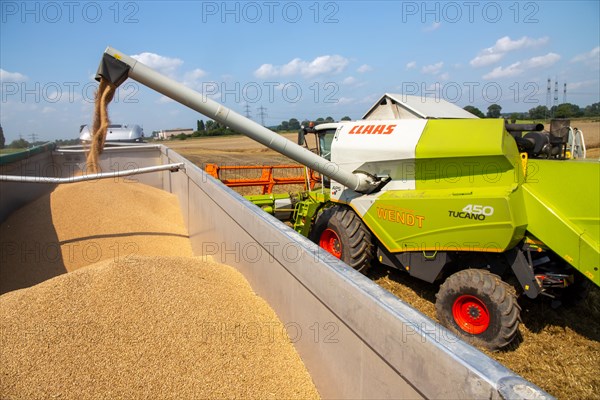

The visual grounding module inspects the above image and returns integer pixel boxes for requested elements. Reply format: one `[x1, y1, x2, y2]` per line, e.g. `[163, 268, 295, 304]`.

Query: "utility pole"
[546, 78, 551, 120]
[244, 103, 252, 119]
[553, 79, 559, 109]
[29, 133, 38, 144]
[563, 82, 567, 104]
[257, 105, 267, 126]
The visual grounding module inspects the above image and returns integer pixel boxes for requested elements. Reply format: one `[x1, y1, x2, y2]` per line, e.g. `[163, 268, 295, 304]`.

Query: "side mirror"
[297, 129, 306, 146]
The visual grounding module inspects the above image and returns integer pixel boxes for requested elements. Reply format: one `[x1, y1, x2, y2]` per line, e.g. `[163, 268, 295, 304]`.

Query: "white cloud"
[337, 97, 355, 105]
[483, 62, 523, 79]
[524, 52, 560, 68]
[482, 53, 560, 79]
[438, 72, 450, 81]
[42, 106, 56, 114]
[357, 64, 372, 73]
[494, 36, 548, 52]
[470, 36, 549, 67]
[470, 53, 505, 68]
[406, 61, 417, 70]
[342, 76, 357, 85]
[182, 68, 208, 89]
[571, 46, 599, 62]
[423, 22, 441, 32]
[421, 62, 443, 74]
[0, 69, 28, 82]
[131, 52, 184, 76]
[157, 96, 175, 104]
[254, 55, 349, 79]
[571, 46, 600, 69]
[567, 80, 598, 90]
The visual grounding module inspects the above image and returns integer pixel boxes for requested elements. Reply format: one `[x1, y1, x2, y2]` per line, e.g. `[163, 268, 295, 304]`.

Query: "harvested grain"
[0, 179, 193, 294]
[0, 256, 319, 399]
[86, 78, 116, 172]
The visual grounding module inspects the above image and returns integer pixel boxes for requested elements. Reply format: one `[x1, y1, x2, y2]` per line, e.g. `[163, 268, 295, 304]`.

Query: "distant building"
[157, 128, 194, 140]
[363, 93, 478, 120]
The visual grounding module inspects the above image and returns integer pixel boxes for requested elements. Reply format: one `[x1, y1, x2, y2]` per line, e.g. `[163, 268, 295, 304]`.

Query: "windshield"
[318, 130, 335, 161]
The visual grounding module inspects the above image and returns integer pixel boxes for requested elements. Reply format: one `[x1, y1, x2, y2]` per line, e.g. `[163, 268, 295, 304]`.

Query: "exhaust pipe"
[96, 47, 381, 194]
[505, 123, 544, 133]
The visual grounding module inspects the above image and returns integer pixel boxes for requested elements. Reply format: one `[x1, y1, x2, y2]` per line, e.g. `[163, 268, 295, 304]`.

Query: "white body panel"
[363, 93, 479, 120]
[329, 120, 427, 201]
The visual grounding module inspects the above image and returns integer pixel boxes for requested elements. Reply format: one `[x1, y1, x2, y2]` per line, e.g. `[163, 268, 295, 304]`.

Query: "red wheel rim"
[452, 295, 490, 334]
[320, 228, 342, 258]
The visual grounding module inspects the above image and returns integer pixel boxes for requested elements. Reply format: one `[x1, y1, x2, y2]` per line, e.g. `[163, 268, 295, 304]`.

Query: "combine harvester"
[2, 46, 597, 399]
[96, 46, 597, 351]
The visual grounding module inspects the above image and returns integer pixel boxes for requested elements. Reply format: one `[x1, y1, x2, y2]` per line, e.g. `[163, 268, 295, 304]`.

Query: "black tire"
[310, 206, 374, 274]
[435, 269, 521, 351]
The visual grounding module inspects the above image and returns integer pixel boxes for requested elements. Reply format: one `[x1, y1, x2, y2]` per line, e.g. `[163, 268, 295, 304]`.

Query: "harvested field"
[371, 266, 600, 400]
[167, 120, 600, 399]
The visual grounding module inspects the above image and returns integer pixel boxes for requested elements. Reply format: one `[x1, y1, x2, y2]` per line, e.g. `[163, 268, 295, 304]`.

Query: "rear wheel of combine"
[435, 269, 521, 351]
[310, 206, 373, 274]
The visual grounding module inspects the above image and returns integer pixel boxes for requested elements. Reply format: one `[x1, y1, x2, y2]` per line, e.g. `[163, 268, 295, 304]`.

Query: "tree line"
[464, 102, 600, 121]
[2, 101, 598, 149]
[163, 116, 354, 141]
[0, 125, 82, 150]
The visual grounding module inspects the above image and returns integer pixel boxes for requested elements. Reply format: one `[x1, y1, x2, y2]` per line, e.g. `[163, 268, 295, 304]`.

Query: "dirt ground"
[165, 119, 600, 399]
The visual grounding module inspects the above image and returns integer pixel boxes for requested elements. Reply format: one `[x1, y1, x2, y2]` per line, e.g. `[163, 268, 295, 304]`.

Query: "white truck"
[79, 124, 144, 143]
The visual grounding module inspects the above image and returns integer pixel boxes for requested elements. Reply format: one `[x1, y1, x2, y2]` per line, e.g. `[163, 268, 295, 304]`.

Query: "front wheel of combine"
[435, 269, 521, 351]
[310, 206, 374, 274]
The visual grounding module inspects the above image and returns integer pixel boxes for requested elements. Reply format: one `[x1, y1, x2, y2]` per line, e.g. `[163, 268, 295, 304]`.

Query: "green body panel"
[414, 119, 522, 191]
[359, 118, 528, 254]
[245, 190, 329, 237]
[360, 186, 527, 253]
[245, 193, 290, 214]
[522, 159, 600, 286]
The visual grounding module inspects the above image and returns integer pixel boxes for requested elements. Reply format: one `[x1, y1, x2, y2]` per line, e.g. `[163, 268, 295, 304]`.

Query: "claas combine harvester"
[97, 47, 599, 350]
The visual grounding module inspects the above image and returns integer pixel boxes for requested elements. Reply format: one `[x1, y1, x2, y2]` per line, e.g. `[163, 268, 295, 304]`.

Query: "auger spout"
[96, 47, 381, 194]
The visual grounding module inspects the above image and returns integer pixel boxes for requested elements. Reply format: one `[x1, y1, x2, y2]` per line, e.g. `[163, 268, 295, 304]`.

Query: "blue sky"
[1, 0, 599, 142]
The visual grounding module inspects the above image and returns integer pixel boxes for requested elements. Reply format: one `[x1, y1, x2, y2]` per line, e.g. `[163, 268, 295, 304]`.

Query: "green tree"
[0, 125, 5, 149]
[197, 119, 205, 132]
[341, 116, 352, 121]
[528, 105, 549, 120]
[288, 118, 300, 130]
[9, 138, 29, 148]
[325, 116, 335, 123]
[463, 106, 484, 118]
[486, 104, 502, 118]
[555, 103, 582, 118]
[584, 102, 600, 117]
[279, 120, 289, 131]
